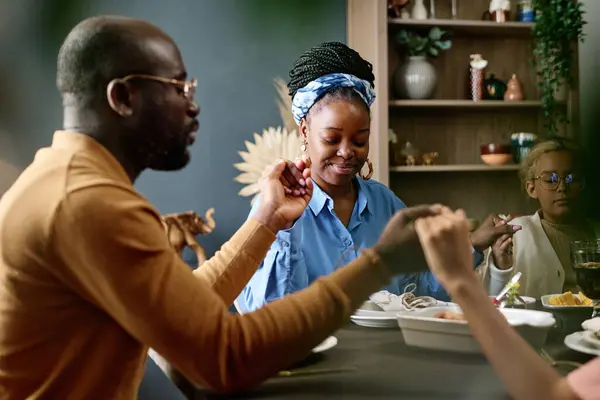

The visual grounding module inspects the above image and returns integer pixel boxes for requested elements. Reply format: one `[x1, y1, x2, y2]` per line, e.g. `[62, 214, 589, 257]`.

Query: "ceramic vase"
[504, 74, 524, 101]
[411, 0, 428, 20]
[395, 56, 437, 100]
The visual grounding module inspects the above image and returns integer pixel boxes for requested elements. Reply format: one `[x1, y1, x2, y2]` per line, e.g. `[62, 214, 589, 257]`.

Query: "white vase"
[411, 0, 428, 20]
[395, 56, 438, 100]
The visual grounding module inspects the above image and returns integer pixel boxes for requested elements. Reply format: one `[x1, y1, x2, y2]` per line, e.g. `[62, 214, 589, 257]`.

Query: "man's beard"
[126, 129, 190, 172]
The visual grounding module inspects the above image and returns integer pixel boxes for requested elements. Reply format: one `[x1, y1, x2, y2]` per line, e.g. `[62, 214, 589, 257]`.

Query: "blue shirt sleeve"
[236, 195, 309, 312]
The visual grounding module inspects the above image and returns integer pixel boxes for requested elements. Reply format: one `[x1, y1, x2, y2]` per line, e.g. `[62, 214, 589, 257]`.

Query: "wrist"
[491, 253, 512, 271]
[371, 244, 393, 270]
[470, 234, 485, 254]
[252, 205, 287, 234]
[444, 272, 481, 299]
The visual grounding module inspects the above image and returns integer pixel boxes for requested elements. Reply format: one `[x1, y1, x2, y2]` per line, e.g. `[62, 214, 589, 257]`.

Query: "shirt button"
[282, 241, 289, 248]
[344, 239, 352, 247]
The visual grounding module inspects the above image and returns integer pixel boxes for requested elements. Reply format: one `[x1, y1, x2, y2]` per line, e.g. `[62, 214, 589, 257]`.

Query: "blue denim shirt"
[237, 178, 483, 312]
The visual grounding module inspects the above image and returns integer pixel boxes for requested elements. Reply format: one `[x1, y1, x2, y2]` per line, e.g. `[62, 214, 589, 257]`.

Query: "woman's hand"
[491, 231, 514, 270]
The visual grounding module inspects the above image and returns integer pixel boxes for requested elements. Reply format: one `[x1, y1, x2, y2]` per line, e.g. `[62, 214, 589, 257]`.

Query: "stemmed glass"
[570, 239, 600, 318]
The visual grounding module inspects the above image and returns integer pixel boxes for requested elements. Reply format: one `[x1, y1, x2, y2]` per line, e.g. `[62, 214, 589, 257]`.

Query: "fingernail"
[513, 225, 522, 231]
[299, 178, 306, 186]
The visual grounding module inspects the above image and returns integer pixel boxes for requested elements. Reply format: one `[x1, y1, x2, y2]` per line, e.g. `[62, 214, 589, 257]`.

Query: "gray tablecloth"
[193, 321, 594, 400]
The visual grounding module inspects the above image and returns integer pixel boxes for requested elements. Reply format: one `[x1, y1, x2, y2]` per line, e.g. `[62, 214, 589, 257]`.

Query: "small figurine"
[388, 0, 411, 18]
[162, 208, 216, 267]
[469, 54, 488, 102]
[484, 74, 507, 100]
[400, 141, 421, 166]
[422, 152, 439, 165]
[489, 0, 511, 23]
[504, 74, 524, 101]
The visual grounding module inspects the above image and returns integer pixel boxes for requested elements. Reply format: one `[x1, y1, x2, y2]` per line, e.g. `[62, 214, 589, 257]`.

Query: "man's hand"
[373, 204, 444, 275]
[414, 207, 477, 289]
[252, 159, 313, 233]
[470, 214, 522, 253]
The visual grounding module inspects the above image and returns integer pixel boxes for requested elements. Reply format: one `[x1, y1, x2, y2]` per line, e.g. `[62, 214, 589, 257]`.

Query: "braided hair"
[287, 42, 375, 118]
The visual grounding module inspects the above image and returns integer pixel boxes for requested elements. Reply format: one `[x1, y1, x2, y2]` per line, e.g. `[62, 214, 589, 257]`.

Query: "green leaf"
[429, 27, 442, 41]
[437, 39, 452, 50]
[428, 47, 439, 57]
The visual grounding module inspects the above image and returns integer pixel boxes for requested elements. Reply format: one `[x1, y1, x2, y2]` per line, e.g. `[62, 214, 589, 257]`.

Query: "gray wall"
[579, 1, 600, 217]
[0, 0, 347, 263]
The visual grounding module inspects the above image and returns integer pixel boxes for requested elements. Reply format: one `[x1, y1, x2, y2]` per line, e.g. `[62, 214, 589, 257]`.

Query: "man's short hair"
[56, 16, 153, 105]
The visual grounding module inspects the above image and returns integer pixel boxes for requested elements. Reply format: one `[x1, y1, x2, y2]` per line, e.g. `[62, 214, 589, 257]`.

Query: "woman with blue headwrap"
[236, 42, 503, 312]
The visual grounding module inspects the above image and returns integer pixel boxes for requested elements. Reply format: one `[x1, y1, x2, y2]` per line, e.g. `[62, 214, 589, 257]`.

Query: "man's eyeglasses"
[534, 172, 584, 191]
[112, 74, 197, 101]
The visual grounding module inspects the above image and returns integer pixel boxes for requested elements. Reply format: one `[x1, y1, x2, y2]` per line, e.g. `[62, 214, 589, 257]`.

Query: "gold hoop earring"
[360, 159, 374, 181]
[299, 138, 312, 167]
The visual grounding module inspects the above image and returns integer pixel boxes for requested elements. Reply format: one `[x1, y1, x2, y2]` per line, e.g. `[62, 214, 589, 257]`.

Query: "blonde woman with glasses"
[481, 138, 600, 298]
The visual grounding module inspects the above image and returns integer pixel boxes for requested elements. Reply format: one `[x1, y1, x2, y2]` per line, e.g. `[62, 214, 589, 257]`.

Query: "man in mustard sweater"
[0, 15, 442, 399]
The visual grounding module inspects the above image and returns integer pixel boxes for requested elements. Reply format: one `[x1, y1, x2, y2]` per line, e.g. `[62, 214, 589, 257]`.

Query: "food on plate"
[548, 291, 593, 306]
[400, 283, 437, 309]
[492, 280, 522, 307]
[579, 261, 600, 268]
[434, 310, 508, 322]
[434, 311, 467, 321]
[370, 284, 439, 312]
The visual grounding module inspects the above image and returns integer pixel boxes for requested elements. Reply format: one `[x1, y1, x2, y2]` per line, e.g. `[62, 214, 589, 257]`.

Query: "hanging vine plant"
[532, 0, 586, 135]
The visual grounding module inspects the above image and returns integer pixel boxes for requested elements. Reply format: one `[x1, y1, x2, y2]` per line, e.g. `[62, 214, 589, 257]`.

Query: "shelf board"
[390, 164, 520, 172]
[389, 100, 542, 108]
[388, 18, 534, 36]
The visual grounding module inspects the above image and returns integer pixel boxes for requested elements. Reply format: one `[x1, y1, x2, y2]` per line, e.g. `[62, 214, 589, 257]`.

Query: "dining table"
[192, 304, 595, 400]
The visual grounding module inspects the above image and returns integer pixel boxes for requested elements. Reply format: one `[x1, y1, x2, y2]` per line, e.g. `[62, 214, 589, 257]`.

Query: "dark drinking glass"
[570, 239, 600, 318]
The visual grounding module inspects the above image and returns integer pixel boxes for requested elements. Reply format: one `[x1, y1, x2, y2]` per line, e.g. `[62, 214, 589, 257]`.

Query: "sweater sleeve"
[50, 184, 392, 394]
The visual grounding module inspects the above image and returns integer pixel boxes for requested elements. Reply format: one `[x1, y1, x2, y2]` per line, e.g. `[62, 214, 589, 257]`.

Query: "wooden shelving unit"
[390, 164, 520, 172]
[389, 99, 543, 108]
[347, 0, 579, 220]
[388, 18, 534, 36]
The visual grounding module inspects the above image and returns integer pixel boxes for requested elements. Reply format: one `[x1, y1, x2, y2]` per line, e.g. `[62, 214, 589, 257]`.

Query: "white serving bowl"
[396, 306, 555, 354]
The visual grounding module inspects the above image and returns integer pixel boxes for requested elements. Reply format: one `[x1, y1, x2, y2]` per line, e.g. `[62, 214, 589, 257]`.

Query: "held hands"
[252, 159, 313, 233]
[490, 215, 515, 270]
[469, 214, 521, 253]
[414, 207, 477, 289]
[373, 204, 445, 275]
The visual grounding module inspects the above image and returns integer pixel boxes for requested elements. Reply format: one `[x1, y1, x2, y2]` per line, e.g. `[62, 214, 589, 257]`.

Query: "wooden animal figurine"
[422, 152, 439, 165]
[161, 208, 216, 267]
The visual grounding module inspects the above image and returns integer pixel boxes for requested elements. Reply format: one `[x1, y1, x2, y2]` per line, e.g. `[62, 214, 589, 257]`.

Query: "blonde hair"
[519, 138, 581, 190]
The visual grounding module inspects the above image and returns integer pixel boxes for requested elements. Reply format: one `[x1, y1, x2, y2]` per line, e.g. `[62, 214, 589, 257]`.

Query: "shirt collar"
[51, 130, 131, 185]
[308, 177, 372, 217]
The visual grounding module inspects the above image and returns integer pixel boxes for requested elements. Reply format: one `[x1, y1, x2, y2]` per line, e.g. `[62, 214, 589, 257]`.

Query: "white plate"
[582, 317, 600, 332]
[397, 306, 555, 354]
[564, 332, 600, 356]
[541, 294, 593, 309]
[489, 295, 536, 305]
[350, 309, 400, 328]
[581, 330, 600, 349]
[312, 336, 338, 353]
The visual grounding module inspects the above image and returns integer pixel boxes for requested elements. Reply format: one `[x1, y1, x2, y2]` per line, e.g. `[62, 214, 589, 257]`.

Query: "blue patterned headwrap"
[291, 73, 376, 125]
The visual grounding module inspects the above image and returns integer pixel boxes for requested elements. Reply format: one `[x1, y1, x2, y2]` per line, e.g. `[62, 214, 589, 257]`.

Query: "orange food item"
[434, 311, 467, 321]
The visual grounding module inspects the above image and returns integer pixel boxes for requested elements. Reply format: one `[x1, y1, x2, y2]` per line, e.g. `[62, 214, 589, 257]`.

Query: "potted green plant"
[532, 0, 586, 135]
[394, 27, 452, 99]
